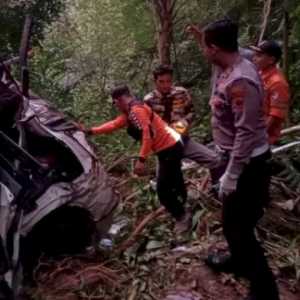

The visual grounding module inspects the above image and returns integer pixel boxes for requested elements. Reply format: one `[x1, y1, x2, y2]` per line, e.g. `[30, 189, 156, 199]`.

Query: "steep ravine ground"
[30, 162, 300, 300]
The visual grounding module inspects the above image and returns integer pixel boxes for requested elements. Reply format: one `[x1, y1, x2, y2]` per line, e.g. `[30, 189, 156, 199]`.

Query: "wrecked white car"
[0, 68, 118, 298]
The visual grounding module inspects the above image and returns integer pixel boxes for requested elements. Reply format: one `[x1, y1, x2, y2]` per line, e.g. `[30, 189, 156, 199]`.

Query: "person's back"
[211, 56, 267, 156]
[126, 101, 181, 154]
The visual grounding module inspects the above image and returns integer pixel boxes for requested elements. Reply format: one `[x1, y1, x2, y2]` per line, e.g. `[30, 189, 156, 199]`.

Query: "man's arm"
[226, 79, 263, 177]
[185, 25, 204, 50]
[90, 115, 127, 135]
[219, 79, 264, 199]
[267, 81, 290, 143]
[266, 116, 283, 144]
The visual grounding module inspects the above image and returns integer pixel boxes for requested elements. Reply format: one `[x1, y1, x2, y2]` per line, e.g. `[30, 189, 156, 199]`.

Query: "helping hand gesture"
[185, 24, 202, 38]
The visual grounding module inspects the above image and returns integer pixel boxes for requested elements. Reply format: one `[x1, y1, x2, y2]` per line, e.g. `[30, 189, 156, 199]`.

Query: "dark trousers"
[223, 151, 279, 299]
[182, 136, 220, 169]
[156, 141, 187, 220]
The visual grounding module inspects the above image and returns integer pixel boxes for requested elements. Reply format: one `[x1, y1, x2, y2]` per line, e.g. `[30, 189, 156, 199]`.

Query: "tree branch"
[116, 207, 166, 253]
[259, 0, 272, 43]
[281, 125, 300, 136]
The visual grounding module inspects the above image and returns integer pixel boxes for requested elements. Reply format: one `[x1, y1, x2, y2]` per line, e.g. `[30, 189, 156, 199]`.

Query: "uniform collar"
[154, 86, 176, 98]
[216, 55, 243, 80]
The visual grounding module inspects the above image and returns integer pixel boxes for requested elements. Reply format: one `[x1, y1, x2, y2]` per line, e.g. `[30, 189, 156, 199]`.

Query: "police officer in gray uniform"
[187, 19, 279, 300]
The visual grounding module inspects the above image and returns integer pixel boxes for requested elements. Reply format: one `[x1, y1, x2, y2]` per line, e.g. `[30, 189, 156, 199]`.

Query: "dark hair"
[153, 64, 173, 80]
[110, 85, 131, 100]
[203, 19, 238, 52]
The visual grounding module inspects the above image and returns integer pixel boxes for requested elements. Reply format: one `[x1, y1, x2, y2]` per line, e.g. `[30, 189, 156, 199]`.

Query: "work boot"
[174, 211, 192, 235]
[246, 280, 280, 300]
[205, 252, 237, 274]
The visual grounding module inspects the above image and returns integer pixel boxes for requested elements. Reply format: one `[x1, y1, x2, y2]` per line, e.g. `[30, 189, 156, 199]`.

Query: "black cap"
[249, 40, 282, 62]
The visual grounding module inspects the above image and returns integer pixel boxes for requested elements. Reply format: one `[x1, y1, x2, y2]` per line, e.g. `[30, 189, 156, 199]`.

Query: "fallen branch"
[200, 172, 210, 192]
[116, 177, 134, 188]
[116, 206, 166, 253]
[107, 154, 138, 173]
[272, 141, 300, 154]
[57, 265, 119, 290]
[34, 257, 121, 297]
[281, 124, 300, 136]
[124, 184, 150, 202]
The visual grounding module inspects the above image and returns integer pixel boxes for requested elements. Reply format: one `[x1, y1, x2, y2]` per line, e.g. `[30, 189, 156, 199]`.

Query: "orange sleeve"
[91, 115, 127, 134]
[131, 106, 153, 160]
[268, 82, 290, 120]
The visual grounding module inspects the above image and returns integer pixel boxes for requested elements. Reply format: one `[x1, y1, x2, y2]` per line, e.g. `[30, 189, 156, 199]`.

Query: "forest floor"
[29, 160, 300, 300]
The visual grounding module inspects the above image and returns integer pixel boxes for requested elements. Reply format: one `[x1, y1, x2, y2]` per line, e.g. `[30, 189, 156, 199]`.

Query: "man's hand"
[178, 119, 188, 128]
[185, 24, 202, 38]
[218, 172, 238, 201]
[134, 160, 146, 176]
[171, 119, 188, 135]
[76, 123, 93, 136]
[76, 122, 86, 131]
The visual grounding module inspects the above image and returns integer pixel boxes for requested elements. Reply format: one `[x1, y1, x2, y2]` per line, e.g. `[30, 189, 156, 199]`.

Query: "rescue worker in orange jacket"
[250, 40, 290, 144]
[187, 19, 279, 300]
[86, 85, 191, 233]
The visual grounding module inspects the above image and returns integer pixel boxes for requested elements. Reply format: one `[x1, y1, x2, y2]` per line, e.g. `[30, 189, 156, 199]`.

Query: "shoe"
[204, 252, 236, 273]
[174, 211, 192, 234]
[241, 284, 280, 300]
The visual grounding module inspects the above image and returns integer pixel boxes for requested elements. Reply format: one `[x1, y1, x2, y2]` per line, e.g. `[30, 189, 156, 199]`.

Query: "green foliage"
[29, 0, 156, 157]
[2, 0, 300, 158]
[0, 0, 64, 58]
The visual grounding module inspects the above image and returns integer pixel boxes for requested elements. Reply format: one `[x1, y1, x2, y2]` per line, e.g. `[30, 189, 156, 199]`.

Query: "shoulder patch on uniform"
[229, 82, 247, 110]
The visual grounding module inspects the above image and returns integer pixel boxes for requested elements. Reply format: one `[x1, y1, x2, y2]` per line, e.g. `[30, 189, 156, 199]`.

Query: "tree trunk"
[258, 0, 272, 44]
[151, 0, 175, 65]
[283, 9, 289, 79]
[282, 3, 290, 126]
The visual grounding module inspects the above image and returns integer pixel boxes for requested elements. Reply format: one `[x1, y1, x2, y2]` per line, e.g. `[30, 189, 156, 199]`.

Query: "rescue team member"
[86, 85, 191, 234]
[144, 64, 220, 169]
[144, 64, 194, 132]
[187, 20, 280, 300]
[250, 40, 290, 144]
